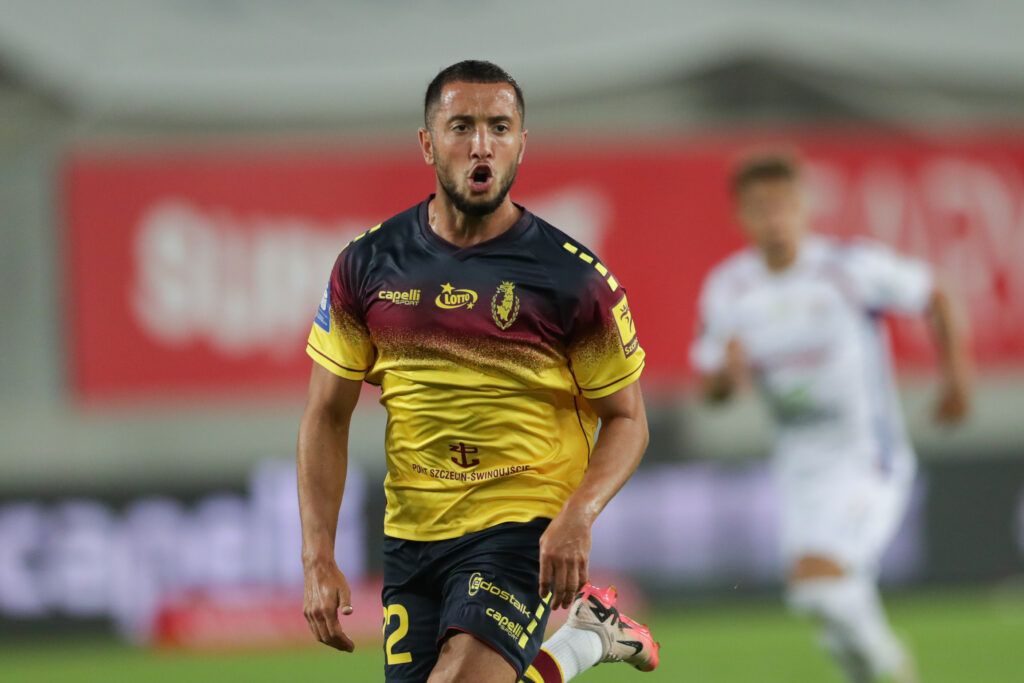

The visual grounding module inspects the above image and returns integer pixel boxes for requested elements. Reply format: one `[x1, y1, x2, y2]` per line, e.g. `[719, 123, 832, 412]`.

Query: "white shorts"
[777, 461, 914, 575]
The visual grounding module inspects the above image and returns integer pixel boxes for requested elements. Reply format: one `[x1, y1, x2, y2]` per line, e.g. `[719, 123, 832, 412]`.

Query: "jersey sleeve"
[306, 247, 376, 380]
[566, 270, 645, 399]
[846, 241, 934, 314]
[689, 269, 736, 374]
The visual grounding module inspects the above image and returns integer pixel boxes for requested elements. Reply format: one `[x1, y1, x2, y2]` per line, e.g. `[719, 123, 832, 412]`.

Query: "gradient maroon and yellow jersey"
[307, 197, 644, 541]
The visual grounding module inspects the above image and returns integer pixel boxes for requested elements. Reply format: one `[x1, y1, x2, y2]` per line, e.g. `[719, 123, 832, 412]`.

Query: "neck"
[763, 243, 798, 272]
[428, 192, 521, 248]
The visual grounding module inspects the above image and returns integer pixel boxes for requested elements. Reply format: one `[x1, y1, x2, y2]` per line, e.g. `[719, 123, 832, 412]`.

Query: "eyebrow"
[445, 114, 514, 125]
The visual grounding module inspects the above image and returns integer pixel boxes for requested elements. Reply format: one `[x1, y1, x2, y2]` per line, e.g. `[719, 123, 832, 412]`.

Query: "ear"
[517, 129, 528, 164]
[418, 128, 435, 166]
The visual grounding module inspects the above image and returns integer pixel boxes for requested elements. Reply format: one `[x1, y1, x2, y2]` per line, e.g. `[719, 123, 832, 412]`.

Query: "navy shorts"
[381, 518, 553, 682]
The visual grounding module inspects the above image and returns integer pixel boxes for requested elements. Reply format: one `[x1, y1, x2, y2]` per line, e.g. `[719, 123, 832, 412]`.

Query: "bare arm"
[926, 283, 971, 423]
[698, 338, 747, 403]
[538, 381, 649, 609]
[297, 363, 362, 651]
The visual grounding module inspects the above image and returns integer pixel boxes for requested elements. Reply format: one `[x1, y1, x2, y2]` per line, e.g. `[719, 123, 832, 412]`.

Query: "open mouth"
[468, 165, 493, 192]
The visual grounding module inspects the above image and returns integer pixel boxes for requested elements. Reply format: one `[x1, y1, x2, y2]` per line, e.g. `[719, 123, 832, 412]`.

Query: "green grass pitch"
[5, 588, 1023, 682]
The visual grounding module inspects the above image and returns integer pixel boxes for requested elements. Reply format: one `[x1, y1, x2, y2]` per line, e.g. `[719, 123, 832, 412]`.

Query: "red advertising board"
[65, 135, 1024, 401]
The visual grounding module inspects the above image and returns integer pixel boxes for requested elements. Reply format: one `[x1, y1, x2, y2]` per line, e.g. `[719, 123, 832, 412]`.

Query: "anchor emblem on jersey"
[449, 442, 480, 468]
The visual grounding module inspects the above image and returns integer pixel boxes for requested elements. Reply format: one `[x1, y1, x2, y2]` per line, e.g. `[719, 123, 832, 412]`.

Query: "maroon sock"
[527, 648, 563, 682]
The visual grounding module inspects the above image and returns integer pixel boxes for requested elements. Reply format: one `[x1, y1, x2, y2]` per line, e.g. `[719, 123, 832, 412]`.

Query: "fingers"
[934, 391, 968, 424]
[569, 556, 588, 608]
[551, 556, 571, 609]
[539, 541, 572, 606]
[332, 592, 356, 652]
[575, 557, 589, 599]
[304, 584, 356, 652]
[321, 601, 353, 652]
[331, 629, 356, 653]
[538, 552, 552, 599]
[551, 554, 589, 609]
[305, 605, 355, 652]
[539, 521, 591, 608]
[304, 608, 328, 642]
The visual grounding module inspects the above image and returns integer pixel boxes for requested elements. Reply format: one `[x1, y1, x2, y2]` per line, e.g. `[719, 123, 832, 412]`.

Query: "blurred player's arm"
[699, 338, 748, 403]
[926, 282, 971, 423]
[538, 381, 649, 609]
[297, 363, 363, 652]
[853, 241, 972, 425]
[692, 270, 747, 403]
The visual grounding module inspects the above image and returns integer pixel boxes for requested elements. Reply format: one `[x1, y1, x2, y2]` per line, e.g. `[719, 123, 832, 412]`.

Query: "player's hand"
[538, 510, 592, 610]
[934, 379, 970, 425]
[702, 338, 749, 401]
[725, 337, 749, 386]
[303, 561, 355, 652]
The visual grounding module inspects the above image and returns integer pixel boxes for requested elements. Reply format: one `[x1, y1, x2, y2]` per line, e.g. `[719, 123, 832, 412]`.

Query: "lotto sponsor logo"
[435, 283, 478, 310]
[467, 572, 532, 617]
[378, 288, 421, 305]
[485, 608, 525, 642]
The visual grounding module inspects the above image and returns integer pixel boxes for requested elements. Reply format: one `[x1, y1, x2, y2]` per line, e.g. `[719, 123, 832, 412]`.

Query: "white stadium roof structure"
[0, 0, 1023, 129]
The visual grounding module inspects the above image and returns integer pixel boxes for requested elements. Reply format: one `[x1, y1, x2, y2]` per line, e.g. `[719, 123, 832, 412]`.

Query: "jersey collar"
[417, 195, 534, 259]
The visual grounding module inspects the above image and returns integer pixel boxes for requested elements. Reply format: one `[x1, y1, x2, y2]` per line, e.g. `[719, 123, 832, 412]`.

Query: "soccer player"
[297, 60, 658, 683]
[690, 153, 971, 682]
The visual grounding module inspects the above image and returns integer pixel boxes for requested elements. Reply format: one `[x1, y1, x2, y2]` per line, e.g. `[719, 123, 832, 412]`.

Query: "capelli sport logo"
[378, 288, 421, 306]
[435, 283, 478, 310]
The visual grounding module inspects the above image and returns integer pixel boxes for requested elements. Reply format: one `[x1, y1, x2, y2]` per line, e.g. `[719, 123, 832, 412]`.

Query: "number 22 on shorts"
[382, 603, 412, 664]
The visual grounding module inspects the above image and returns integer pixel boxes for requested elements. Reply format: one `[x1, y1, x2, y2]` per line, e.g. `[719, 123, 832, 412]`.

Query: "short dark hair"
[424, 60, 525, 129]
[731, 152, 801, 197]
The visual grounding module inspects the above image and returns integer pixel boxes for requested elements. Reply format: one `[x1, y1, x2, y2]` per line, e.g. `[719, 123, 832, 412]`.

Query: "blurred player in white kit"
[690, 153, 971, 682]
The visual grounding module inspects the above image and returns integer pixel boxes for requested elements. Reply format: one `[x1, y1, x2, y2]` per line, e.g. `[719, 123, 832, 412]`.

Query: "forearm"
[927, 286, 970, 385]
[701, 369, 735, 402]
[699, 338, 745, 403]
[536, 383, 647, 604]
[560, 411, 649, 524]
[297, 408, 350, 568]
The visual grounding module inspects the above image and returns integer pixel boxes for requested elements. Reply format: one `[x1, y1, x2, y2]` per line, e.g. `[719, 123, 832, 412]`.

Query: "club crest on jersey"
[491, 281, 520, 330]
[435, 283, 478, 310]
[612, 293, 639, 358]
[315, 284, 331, 332]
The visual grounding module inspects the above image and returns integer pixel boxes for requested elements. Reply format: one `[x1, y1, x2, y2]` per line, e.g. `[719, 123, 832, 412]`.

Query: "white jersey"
[691, 236, 932, 480]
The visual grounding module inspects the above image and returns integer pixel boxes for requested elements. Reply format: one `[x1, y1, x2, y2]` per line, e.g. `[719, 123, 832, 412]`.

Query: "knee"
[789, 555, 845, 582]
[428, 639, 471, 683]
[785, 574, 869, 624]
[785, 555, 849, 619]
[428, 633, 515, 683]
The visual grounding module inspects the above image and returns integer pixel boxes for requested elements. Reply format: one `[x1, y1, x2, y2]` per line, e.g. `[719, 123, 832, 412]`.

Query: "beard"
[436, 160, 519, 217]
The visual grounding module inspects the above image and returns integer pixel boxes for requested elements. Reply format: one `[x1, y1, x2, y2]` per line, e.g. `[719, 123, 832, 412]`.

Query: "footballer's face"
[419, 81, 527, 217]
[737, 178, 808, 269]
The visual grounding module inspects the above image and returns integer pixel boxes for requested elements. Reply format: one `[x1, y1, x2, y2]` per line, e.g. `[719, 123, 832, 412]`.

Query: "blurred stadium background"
[2, 1, 1024, 680]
